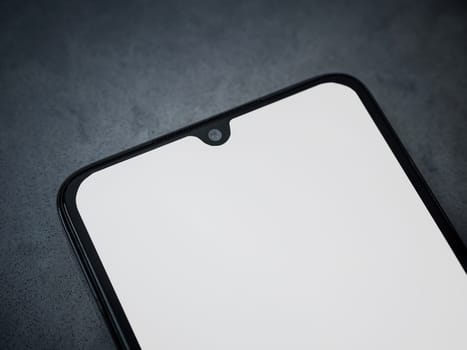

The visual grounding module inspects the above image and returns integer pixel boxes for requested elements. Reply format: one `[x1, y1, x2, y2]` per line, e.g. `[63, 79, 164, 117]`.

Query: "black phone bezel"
[58, 73, 467, 350]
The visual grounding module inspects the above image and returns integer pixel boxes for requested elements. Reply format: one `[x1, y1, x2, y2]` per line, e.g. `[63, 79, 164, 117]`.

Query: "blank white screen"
[76, 83, 467, 349]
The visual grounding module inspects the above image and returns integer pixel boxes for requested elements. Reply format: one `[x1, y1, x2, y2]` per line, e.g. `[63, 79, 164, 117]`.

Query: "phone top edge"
[57, 73, 361, 203]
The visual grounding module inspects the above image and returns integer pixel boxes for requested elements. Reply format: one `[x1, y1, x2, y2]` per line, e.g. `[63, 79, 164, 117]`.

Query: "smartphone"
[58, 74, 467, 350]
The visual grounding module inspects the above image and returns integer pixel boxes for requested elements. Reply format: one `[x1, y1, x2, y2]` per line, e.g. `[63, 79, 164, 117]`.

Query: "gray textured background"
[1, 0, 467, 349]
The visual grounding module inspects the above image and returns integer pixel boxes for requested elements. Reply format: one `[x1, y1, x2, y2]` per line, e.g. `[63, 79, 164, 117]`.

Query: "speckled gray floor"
[1, 0, 467, 349]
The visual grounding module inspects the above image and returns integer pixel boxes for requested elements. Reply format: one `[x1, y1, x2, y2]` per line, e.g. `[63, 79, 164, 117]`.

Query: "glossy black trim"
[57, 73, 467, 349]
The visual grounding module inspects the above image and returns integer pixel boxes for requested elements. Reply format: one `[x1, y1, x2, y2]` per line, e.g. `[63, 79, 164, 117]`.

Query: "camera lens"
[207, 128, 223, 142]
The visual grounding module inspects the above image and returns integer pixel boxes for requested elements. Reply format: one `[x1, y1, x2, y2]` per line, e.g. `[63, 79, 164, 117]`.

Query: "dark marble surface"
[1, 0, 466, 349]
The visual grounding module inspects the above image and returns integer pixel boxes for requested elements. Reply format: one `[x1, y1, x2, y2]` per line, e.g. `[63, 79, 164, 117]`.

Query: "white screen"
[76, 83, 467, 349]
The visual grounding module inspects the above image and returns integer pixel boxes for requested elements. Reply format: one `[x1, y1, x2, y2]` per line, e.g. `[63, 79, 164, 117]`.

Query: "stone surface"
[1, 0, 466, 349]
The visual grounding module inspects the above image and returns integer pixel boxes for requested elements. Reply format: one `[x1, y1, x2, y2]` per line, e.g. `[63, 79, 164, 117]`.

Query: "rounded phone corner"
[57, 167, 91, 221]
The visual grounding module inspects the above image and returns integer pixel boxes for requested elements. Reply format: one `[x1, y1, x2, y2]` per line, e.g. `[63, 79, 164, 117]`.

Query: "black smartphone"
[59, 74, 467, 349]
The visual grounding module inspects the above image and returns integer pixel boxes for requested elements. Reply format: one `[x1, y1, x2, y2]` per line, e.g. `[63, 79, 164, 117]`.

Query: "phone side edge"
[57, 171, 140, 350]
[334, 74, 467, 273]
